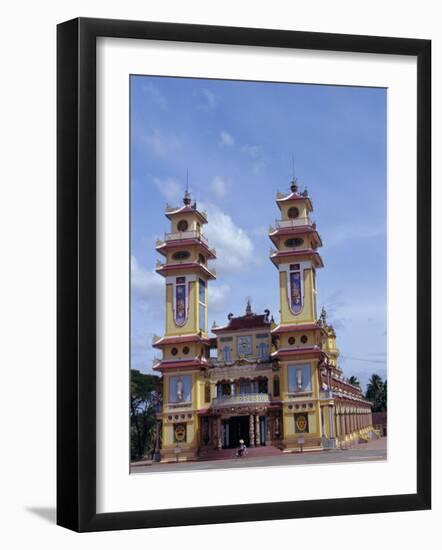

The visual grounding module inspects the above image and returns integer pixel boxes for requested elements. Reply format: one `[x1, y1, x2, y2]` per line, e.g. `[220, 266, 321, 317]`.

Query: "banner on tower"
[289, 271, 303, 314]
[175, 280, 187, 326]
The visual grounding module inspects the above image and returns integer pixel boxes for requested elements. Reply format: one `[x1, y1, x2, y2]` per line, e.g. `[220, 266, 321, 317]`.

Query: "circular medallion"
[296, 415, 308, 432]
[287, 206, 300, 219]
[171, 347, 178, 356]
[177, 219, 188, 232]
[301, 335, 308, 344]
[183, 346, 189, 355]
[288, 336, 295, 345]
[174, 424, 186, 442]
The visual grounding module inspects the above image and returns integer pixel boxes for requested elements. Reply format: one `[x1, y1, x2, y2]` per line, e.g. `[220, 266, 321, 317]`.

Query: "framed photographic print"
[57, 17, 431, 532]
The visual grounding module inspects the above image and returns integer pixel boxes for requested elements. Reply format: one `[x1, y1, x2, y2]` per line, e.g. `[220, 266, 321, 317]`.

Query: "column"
[217, 417, 222, 449]
[266, 415, 271, 444]
[255, 414, 260, 446]
[249, 414, 255, 447]
[329, 406, 335, 439]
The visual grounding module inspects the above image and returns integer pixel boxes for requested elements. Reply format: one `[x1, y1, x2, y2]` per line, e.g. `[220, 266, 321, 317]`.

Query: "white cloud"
[241, 144, 266, 173]
[324, 223, 386, 248]
[209, 283, 230, 313]
[201, 203, 254, 273]
[142, 82, 167, 108]
[219, 131, 234, 146]
[210, 176, 227, 199]
[200, 89, 217, 110]
[144, 128, 181, 157]
[153, 176, 183, 203]
[131, 256, 163, 301]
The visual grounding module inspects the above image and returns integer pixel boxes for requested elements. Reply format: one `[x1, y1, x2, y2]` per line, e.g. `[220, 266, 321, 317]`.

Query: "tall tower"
[155, 189, 216, 341]
[152, 190, 216, 461]
[269, 178, 326, 449]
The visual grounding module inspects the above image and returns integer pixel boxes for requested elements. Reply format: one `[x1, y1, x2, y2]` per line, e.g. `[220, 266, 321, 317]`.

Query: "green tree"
[347, 375, 360, 388]
[130, 370, 162, 460]
[365, 374, 387, 412]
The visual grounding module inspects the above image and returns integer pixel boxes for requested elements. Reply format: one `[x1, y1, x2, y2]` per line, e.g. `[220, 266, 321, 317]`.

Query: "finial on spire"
[183, 170, 192, 205]
[245, 297, 252, 316]
[290, 154, 298, 193]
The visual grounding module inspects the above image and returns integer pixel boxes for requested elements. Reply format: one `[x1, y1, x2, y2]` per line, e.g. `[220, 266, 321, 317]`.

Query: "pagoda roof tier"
[152, 356, 210, 372]
[155, 260, 216, 280]
[155, 235, 216, 259]
[165, 204, 208, 223]
[269, 248, 324, 268]
[271, 322, 327, 335]
[275, 190, 313, 212]
[268, 225, 322, 248]
[212, 310, 273, 334]
[271, 346, 325, 360]
[152, 333, 211, 349]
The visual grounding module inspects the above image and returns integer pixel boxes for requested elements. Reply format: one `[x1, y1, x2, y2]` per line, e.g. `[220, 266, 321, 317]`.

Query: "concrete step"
[199, 445, 283, 461]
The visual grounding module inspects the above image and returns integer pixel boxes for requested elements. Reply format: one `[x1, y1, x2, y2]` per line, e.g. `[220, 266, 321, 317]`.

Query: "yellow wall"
[279, 200, 309, 220]
[170, 214, 204, 234]
[279, 268, 315, 324]
[165, 281, 197, 335]
[216, 330, 271, 362]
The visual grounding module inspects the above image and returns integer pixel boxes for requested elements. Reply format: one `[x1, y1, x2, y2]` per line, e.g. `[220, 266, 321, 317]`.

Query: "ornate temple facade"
[152, 181, 374, 462]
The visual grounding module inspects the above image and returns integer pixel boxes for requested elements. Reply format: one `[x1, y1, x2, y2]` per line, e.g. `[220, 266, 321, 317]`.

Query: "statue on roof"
[245, 297, 252, 316]
[319, 305, 327, 326]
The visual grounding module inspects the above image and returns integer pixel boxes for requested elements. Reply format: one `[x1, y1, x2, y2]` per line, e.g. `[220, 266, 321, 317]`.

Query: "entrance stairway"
[198, 445, 284, 461]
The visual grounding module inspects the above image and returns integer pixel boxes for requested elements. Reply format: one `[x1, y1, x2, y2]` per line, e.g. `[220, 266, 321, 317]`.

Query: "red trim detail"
[271, 346, 323, 358]
[271, 323, 326, 334]
[156, 238, 216, 259]
[152, 334, 211, 349]
[153, 357, 210, 371]
[156, 261, 216, 280]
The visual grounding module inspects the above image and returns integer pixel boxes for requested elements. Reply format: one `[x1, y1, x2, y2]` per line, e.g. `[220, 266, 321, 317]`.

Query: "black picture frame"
[57, 17, 431, 532]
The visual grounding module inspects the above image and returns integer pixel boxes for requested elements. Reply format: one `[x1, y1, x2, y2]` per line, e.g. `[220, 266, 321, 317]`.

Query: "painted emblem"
[289, 271, 302, 313]
[295, 414, 308, 433]
[175, 282, 186, 325]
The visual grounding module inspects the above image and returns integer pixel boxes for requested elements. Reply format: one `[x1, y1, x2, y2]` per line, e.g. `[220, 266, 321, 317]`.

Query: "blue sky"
[130, 75, 387, 391]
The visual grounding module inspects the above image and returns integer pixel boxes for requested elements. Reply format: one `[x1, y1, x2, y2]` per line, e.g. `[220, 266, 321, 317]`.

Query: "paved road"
[131, 437, 387, 474]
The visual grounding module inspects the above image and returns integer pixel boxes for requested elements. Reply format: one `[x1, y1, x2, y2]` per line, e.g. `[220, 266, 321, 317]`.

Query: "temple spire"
[183, 171, 192, 205]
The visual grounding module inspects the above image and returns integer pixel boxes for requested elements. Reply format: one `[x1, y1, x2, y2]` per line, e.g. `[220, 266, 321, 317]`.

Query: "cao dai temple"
[152, 179, 374, 462]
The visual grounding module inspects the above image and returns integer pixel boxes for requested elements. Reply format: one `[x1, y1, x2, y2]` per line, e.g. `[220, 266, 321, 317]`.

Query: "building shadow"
[26, 506, 56, 524]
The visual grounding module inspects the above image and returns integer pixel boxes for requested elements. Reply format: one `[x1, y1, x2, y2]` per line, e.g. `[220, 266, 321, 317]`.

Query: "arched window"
[204, 382, 211, 403]
[222, 346, 231, 362]
[258, 342, 268, 360]
[273, 375, 280, 397]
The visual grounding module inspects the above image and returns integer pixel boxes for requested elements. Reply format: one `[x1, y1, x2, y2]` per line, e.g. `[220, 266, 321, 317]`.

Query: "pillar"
[249, 414, 255, 447]
[255, 414, 260, 446]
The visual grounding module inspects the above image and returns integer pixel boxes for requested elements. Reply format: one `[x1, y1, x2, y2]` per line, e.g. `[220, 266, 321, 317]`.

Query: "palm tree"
[347, 375, 360, 388]
[365, 374, 386, 412]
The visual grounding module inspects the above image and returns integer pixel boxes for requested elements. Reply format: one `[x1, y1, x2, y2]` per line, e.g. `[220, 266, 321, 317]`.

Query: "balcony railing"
[165, 230, 209, 246]
[275, 217, 313, 229]
[212, 393, 270, 407]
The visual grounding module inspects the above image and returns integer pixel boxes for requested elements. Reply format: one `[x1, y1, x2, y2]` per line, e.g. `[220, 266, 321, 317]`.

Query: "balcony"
[164, 230, 209, 247]
[275, 217, 313, 229]
[212, 393, 270, 407]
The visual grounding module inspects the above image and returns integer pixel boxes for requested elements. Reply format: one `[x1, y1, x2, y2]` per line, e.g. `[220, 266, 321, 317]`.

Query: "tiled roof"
[212, 314, 272, 333]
